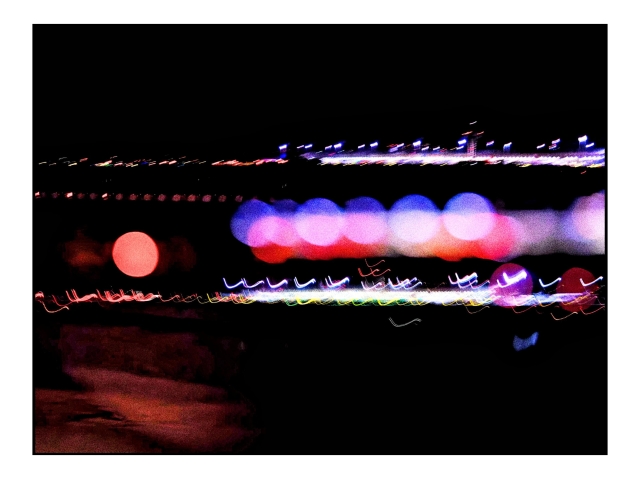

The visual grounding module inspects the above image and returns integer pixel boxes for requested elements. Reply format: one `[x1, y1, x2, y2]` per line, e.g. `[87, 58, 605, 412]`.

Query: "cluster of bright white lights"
[317, 151, 605, 167]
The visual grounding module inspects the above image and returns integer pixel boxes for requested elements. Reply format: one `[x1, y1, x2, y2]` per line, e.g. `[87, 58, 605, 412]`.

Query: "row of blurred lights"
[34, 192, 245, 203]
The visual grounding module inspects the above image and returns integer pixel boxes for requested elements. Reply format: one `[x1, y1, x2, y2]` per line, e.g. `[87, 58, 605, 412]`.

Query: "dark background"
[33, 25, 607, 454]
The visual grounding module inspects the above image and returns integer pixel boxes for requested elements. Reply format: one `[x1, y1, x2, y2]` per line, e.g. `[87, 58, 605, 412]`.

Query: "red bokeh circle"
[112, 232, 159, 277]
[557, 267, 599, 312]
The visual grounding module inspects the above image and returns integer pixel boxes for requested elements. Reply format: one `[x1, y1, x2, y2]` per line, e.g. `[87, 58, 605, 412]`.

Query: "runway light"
[157, 194, 166, 202]
[486, 141, 494, 147]
[358, 144, 365, 149]
[187, 194, 197, 202]
[586, 143, 594, 148]
[66, 192, 73, 198]
[101, 193, 108, 199]
[552, 139, 560, 144]
[129, 194, 138, 201]
[537, 144, 545, 149]
[77, 193, 85, 199]
[89, 193, 98, 200]
[334, 143, 342, 149]
[305, 144, 313, 149]
[458, 139, 467, 145]
[202, 195, 212, 203]
[143, 194, 153, 201]
[279, 144, 287, 151]
[413, 140, 422, 147]
[578, 135, 588, 142]
[172, 194, 181, 202]
[433, 146, 441, 151]
[370, 142, 378, 148]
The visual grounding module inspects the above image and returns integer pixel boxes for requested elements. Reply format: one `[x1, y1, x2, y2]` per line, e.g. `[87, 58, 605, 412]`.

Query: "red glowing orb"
[557, 267, 599, 312]
[112, 232, 159, 277]
[490, 263, 533, 308]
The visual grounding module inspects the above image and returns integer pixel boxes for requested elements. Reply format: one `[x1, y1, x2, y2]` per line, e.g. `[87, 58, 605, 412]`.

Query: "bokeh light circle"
[569, 192, 605, 242]
[265, 200, 301, 246]
[557, 267, 599, 312]
[112, 232, 159, 277]
[489, 263, 533, 307]
[294, 198, 345, 246]
[343, 197, 388, 245]
[474, 215, 521, 261]
[443, 193, 496, 241]
[388, 195, 440, 243]
[230, 200, 276, 247]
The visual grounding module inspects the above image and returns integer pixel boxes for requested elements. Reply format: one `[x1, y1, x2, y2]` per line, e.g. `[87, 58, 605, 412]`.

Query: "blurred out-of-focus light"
[389, 195, 440, 244]
[343, 197, 388, 245]
[458, 139, 467, 145]
[112, 231, 159, 278]
[578, 135, 588, 142]
[567, 192, 605, 243]
[557, 267, 599, 312]
[370, 142, 378, 148]
[295, 198, 345, 246]
[490, 263, 533, 307]
[231, 199, 276, 247]
[443, 193, 496, 241]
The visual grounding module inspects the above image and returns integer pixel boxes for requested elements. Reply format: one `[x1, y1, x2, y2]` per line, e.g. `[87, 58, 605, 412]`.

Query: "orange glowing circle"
[112, 232, 159, 277]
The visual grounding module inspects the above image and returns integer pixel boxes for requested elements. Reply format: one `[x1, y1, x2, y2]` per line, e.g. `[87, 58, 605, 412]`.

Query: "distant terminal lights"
[36, 135, 601, 168]
[315, 150, 605, 168]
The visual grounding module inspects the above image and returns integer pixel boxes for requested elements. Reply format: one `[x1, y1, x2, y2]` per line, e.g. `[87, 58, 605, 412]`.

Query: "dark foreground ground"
[34, 303, 607, 454]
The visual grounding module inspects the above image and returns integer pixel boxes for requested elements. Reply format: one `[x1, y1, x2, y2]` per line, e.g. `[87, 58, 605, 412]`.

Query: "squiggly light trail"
[36, 288, 599, 312]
